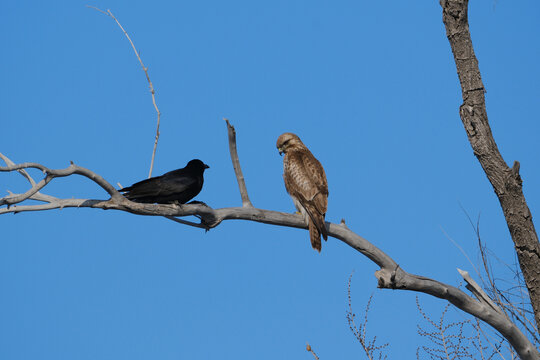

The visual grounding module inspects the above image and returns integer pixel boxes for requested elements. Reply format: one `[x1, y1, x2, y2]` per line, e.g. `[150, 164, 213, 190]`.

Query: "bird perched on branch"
[276, 133, 328, 252]
[120, 159, 209, 204]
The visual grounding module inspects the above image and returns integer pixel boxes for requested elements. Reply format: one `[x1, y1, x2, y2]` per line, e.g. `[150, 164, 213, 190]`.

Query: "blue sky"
[1, 1, 539, 359]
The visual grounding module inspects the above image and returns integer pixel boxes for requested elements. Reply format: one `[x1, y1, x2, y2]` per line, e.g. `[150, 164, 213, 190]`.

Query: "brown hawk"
[276, 133, 328, 252]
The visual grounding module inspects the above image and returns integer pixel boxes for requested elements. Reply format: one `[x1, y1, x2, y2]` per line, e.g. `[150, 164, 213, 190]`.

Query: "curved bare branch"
[1, 152, 538, 359]
[87, 6, 162, 179]
[0, 158, 122, 205]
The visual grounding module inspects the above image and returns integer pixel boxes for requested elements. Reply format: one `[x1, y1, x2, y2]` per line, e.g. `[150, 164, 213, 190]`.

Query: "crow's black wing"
[154, 171, 198, 197]
[120, 176, 157, 193]
[121, 169, 197, 199]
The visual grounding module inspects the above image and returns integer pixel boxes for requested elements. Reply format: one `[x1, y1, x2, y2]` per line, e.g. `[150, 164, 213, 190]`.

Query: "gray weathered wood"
[1, 152, 538, 359]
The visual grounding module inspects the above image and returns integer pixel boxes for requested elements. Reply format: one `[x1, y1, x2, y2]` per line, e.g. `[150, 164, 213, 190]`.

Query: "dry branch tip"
[225, 119, 253, 208]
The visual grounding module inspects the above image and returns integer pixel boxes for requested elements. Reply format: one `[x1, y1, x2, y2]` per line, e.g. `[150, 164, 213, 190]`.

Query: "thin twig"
[459, 204, 504, 308]
[474, 318, 507, 360]
[225, 119, 253, 207]
[440, 225, 481, 280]
[306, 343, 319, 360]
[87, 6, 161, 178]
[416, 297, 476, 359]
[347, 273, 388, 360]
[459, 206, 540, 347]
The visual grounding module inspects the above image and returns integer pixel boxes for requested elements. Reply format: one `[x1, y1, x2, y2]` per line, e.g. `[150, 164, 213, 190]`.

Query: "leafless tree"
[1, 1, 538, 358]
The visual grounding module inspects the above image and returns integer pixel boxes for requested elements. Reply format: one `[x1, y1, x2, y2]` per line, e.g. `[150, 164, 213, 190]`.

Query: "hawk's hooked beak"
[278, 147, 284, 156]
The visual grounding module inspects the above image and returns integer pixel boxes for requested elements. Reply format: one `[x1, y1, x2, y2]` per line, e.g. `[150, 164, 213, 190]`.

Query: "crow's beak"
[204, 164, 210, 169]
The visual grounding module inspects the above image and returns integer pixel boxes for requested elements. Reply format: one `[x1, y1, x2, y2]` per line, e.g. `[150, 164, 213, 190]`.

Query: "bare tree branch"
[0, 159, 123, 205]
[440, 0, 540, 332]
[88, 6, 162, 179]
[225, 118, 253, 208]
[1, 120, 538, 360]
[0, 153, 37, 187]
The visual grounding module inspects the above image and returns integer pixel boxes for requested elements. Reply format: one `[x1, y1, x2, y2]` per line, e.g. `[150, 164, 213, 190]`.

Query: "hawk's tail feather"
[313, 212, 328, 241]
[309, 220, 322, 253]
[321, 217, 328, 241]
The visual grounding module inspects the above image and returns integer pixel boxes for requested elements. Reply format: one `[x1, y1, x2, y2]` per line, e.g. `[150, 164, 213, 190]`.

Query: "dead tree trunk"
[440, 0, 540, 332]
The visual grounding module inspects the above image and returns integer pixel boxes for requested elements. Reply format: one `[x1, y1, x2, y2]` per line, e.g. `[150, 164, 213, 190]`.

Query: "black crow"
[120, 159, 209, 204]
